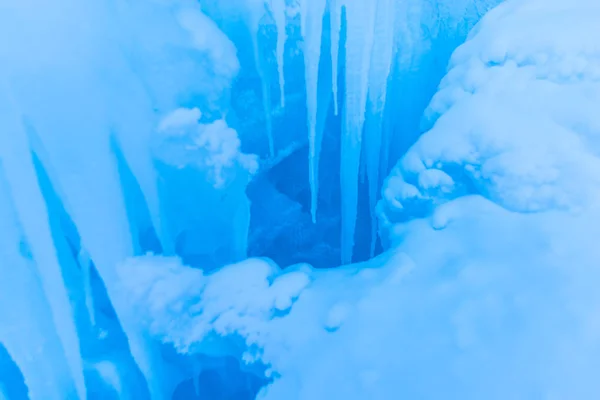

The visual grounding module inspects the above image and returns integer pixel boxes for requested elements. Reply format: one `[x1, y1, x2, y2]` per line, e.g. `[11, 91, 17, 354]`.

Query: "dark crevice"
[0, 343, 28, 400]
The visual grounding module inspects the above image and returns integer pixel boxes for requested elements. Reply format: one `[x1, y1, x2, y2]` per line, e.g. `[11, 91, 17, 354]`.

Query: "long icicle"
[0, 89, 87, 399]
[329, 0, 343, 116]
[270, 0, 287, 108]
[365, 0, 395, 257]
[248, 1, 275, 157]
[301, 0, 328, 223]
[340, 0, 377, 264]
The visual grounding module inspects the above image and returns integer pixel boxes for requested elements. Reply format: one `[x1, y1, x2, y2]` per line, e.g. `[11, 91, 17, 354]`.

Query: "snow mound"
[380, 0, 600, 231]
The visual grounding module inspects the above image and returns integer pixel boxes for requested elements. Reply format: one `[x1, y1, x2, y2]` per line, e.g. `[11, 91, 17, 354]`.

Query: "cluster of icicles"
[243, 0, 398, 264]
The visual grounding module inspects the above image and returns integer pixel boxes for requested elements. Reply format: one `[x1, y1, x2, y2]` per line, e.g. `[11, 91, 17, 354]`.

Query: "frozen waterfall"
[3, 0, 599, 399]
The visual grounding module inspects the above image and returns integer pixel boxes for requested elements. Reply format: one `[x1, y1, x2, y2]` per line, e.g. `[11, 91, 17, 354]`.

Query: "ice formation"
[3, 0, 600, 399]
[206, 0, 498, 262]
[270, 0, 287, 108]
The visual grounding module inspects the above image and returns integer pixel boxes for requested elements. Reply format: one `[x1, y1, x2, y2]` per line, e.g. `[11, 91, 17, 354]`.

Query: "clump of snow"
[157, 108, 203, 134]
[153, 109, 257, 271]
[156, 108, 258, 188]
[116, 256, 312, 358]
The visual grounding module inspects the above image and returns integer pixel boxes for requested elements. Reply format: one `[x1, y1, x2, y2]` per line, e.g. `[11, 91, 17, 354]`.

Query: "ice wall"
[0, 0, 253, 398]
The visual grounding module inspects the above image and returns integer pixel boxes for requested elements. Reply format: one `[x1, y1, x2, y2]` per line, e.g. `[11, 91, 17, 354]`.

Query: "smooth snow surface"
[3, 0, 600, 399]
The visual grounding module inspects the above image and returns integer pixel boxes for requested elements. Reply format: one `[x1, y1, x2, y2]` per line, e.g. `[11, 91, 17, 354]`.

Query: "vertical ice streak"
[340, 0, 377, 264]
[111, 91, 167, 255]
[329, 0, 343, 115]
[0, 90, 86, 399]
[253, 38, 276, 158]
[0, 167, 78, 400]
[247, 1, 275, 157]
[365, 0, 395, 257]
[78, 248, 96, 326]
[270, 0, 287, 108]
[300, 0, 328, 223]
[8, 76, 163, 397]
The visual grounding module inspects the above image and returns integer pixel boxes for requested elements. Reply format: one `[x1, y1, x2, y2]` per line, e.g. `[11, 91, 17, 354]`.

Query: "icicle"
[255, 41, 275, 158]
[270, 0, 287, 108]
[111, 96, 169, 256]
[301, 0, 328, 223]
[0, 90, 87, 399]
[6, 71, 167, 396]
[0, 170, 79, 400]
[329, 0, 343, 115]
[365, 0, 395, 257]
[340, 0, 377, 264]
[247, 2, 275, 157]
[78, 248, 96, 327]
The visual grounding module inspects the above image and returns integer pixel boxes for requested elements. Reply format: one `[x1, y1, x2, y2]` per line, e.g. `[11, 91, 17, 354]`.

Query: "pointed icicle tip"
[270, 0, 287, 108]
[330, 0, 343, 116]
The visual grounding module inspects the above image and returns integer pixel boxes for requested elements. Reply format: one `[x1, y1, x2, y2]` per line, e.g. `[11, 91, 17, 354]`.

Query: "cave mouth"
[171, 356, 269, 400]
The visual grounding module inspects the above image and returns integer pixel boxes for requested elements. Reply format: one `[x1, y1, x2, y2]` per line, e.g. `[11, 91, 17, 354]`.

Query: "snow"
[382, 0, 600, 226]
[157, 108, 202, 134]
